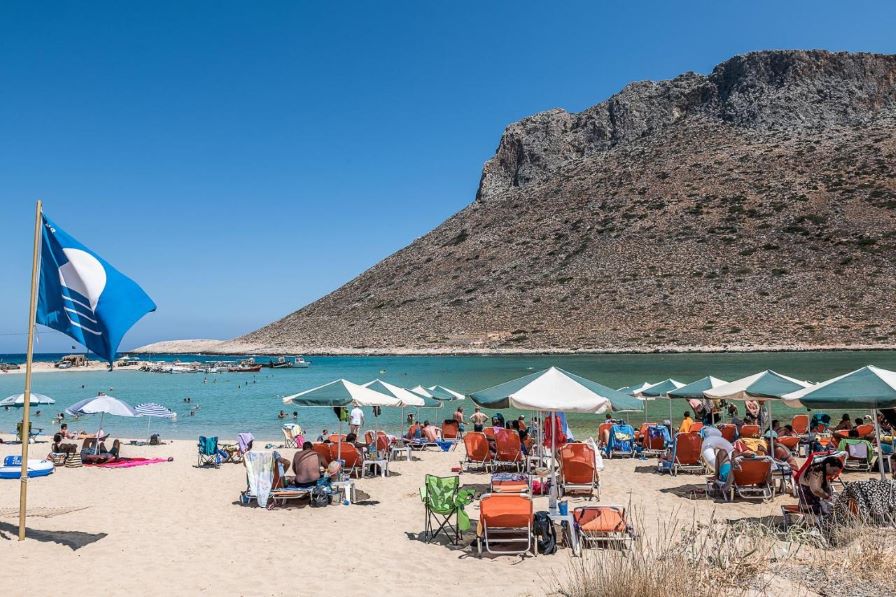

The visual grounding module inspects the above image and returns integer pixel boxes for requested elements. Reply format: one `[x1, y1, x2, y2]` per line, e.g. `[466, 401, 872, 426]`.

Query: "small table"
[331, 479, 356, 503]
[364, 458, 389, 478]
[390, 445, 412, 461]
[547, 510, 580, 556]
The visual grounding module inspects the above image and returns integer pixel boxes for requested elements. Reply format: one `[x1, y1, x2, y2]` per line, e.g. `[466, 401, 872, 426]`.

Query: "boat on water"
[228, 358, 262, 373]
[263, 355, 311, 369]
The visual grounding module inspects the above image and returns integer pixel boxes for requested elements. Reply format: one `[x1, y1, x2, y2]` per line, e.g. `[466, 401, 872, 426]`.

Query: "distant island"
[143, 50, 896, 355]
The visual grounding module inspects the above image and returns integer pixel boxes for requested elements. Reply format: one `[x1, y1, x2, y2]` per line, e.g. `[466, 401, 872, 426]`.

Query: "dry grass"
[556, 506, 896, 597]
[555, 509, 786, 597]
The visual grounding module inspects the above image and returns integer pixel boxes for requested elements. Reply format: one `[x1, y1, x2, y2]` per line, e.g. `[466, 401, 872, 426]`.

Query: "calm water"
[1, 352, 894, 440]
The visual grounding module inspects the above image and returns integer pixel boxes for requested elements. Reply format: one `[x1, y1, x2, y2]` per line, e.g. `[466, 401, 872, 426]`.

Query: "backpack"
[534, 511, 557, 555]
[149, 434, 160, 445]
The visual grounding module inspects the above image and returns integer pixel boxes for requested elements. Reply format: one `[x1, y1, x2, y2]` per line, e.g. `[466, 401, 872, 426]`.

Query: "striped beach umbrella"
[135, 403, 176, 418]
[136, 402, 176, 437]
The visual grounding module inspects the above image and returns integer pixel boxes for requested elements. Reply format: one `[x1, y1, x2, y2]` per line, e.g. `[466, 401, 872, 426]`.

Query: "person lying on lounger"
[421, 421, 439, 443]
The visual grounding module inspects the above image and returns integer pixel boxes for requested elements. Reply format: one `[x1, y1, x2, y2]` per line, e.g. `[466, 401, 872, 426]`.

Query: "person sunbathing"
[81, 438, 121, 463]
[51, 433, 77, 455]
[292, 441, 325, 488]
[421, 421, 439, 443]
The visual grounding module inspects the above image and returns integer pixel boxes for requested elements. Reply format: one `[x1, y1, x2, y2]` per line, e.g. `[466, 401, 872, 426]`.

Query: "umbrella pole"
[873, 408, 886, 481]
[767, 402, 775, 463]
[96, 412, 105, 455]
[549, 410, 558, 511]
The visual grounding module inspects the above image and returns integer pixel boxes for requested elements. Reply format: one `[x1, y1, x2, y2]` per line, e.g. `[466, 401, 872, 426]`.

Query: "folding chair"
[420, 474, 474, 544]
[198, 436, 219, 467]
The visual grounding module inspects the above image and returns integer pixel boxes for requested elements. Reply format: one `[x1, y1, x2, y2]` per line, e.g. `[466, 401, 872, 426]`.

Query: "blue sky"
[1, 1, 894, 353]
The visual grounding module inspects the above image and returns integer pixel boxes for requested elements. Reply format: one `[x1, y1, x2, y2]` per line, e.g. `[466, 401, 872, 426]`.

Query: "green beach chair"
[420, 474, 474, 544]
[837, 438, 874, 471]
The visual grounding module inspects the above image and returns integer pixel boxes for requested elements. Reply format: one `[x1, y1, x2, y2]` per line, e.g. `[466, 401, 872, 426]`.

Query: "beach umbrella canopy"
[783, 365, 896, 480]
[470, 366, 642, 413]
[0, 393, 55, 407]
[135, 403, 176, 418]
[640, 379, 686, 398]
[668, 377, 728, 399]
[66, 394, 138, 417]
[407, 389, 443, 408]
[703, 370, 810, 401]
[409, 385, 434, 398]
[427, 385, 465, 401]
[782, 366, 896, 410]
[282, 379, 400, 407]
[363, 379, 426, 407]
[618, 382, 654, 397]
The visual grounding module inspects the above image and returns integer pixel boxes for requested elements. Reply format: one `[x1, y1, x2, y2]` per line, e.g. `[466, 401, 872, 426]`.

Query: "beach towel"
[833, 479, 896, 525]
[244, 451, 273, 508]
[87, 457, 169, 469]
[237, 432, 254, 454]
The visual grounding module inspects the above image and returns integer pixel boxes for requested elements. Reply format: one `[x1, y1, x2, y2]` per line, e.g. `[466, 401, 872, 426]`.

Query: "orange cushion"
[574, 508, 626, 533]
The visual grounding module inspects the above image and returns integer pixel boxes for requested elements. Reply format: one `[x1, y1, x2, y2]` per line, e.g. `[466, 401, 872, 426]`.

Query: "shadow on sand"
[0, 522, 106, 550]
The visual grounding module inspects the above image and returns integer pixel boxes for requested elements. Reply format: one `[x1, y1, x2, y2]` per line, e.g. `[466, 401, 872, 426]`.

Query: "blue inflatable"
[0, 455, 54, 479]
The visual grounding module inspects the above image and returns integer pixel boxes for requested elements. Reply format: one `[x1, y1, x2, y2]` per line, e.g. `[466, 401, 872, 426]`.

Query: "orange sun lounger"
[476, 493, 535, 557]
[462, 432, 493, 472]
[558, 442, 599, 500]
[493, 430, 523, 472]
[730, 456, 774, 501]
[573, 505, 633, 549]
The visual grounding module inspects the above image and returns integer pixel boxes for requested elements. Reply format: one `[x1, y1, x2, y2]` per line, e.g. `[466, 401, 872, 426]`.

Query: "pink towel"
[88, 457, 169, 468]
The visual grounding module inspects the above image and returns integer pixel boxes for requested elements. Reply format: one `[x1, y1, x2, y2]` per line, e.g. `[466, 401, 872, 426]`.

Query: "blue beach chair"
[198, 435, 219, 467]
[605, 424, 636, 458]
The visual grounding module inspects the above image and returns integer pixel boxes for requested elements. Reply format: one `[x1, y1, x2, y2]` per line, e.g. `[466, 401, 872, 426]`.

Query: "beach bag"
[65, 454, 83, 468]
[149, 434, 160, 445]
[310, 486, 330, 507]
[534, 511, 557, 555]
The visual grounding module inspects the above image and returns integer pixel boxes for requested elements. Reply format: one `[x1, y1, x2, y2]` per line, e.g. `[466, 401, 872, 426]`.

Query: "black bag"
[534, 511, 557, 555]
[310, 486, 330, 508]
[149, 434, 160, 445]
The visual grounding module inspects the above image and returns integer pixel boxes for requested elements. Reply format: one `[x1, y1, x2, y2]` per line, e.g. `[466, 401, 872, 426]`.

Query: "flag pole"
[19, 199, 43, 541]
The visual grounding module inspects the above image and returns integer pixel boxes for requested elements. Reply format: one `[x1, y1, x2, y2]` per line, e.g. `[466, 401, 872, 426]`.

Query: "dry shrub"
[556, 509, 785, 597]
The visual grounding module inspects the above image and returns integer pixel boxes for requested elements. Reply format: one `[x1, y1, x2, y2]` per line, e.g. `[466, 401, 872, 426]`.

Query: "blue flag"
[36, 214, 156, 363]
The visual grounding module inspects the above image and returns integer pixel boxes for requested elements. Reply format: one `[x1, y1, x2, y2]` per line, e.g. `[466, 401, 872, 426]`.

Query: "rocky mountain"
[225, 50, 896, 354]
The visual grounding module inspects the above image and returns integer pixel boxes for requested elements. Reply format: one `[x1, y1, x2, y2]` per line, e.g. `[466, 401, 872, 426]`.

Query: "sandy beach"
[0, 432, 854, 596]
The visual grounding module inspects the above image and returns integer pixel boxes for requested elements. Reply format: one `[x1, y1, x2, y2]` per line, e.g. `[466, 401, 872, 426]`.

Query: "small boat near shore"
[263, 356, 311, 369]
[228, 358, 262, 373]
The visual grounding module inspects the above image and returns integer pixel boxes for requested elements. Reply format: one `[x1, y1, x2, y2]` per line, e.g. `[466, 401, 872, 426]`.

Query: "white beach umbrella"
[470, 366, 642, 510]
[364, 379, 425, 407]
[0, 393, 55, 407]
[410, 385, 433, 398]
[428, 385, 466, 401]
[66, 394, 138, 452]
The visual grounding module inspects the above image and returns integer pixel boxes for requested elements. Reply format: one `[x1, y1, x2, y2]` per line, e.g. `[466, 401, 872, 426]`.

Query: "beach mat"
[87, 457, 170, 469]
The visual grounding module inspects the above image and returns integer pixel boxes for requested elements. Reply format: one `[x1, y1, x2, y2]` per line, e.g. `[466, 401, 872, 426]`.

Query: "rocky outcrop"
[476, 51, 896, 202]
[227, 50, 896, 354]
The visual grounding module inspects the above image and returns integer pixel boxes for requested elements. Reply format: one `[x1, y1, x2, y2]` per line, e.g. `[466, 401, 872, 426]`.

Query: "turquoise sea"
[1, 351, 895, 441]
